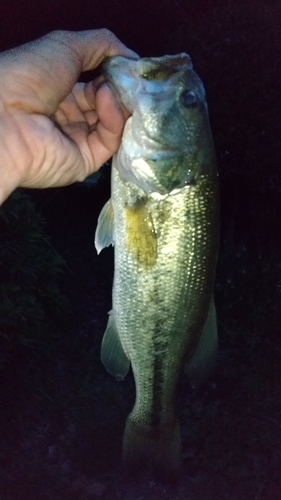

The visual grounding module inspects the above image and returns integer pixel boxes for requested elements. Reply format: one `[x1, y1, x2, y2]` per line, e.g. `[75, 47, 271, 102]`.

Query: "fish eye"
[181, 90, 198, 108]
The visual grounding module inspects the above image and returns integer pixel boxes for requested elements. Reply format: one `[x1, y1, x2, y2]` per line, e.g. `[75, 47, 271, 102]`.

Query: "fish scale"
[113, 167, 217, 415]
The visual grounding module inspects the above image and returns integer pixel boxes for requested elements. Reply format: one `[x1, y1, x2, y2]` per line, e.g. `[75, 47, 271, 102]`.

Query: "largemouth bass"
[95, 53, 219, 478]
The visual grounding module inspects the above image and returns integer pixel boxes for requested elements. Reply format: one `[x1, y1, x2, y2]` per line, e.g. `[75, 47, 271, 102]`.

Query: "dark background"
[0, 1, 281, 499]
[1, 0, 280, 250]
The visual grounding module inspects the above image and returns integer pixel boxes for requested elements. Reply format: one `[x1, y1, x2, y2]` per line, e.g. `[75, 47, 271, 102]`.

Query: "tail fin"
[122, 413, 181, 482]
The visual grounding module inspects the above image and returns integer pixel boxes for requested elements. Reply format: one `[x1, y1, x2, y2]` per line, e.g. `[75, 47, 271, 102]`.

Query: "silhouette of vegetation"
[0, 190, 69, 368]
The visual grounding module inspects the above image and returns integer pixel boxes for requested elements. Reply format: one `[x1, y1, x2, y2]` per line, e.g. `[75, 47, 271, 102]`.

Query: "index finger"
[71, 29, 139, 70]
[0, 29, 138, 113]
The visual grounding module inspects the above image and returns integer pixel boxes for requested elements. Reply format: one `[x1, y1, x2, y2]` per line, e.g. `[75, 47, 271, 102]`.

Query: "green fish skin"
[95, 53, 219, 479]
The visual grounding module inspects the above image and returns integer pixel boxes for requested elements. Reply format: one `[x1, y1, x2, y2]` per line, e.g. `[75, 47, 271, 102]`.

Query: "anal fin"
[185, 296, 218, 389]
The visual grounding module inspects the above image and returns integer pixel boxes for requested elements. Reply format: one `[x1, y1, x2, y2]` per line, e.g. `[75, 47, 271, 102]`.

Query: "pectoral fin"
[125, 200, 157, 266]
[185, 296, 218, 389]
[94, 199, 114, 254]
[101, 311, 130, 381]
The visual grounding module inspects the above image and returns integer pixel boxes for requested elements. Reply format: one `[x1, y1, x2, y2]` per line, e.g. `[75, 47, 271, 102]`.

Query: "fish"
[95, 53, 219, 479]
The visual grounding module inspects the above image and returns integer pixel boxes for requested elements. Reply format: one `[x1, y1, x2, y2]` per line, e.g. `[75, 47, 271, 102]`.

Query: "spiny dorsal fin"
[94, 199, 114, 254]
[101, 311, 130, 381]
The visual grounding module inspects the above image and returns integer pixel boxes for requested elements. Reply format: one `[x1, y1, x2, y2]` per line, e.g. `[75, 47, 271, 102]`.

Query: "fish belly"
[112, 163, 218, 477]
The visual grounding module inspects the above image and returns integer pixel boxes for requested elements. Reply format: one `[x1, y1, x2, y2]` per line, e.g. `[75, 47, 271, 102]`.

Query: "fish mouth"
[102, 56, 139, 113]
[103, 53, 192, 79]
[102, 53, 193, 115]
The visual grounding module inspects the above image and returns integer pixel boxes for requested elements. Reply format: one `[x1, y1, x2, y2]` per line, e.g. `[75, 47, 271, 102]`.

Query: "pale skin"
[0, 29, 138, 205]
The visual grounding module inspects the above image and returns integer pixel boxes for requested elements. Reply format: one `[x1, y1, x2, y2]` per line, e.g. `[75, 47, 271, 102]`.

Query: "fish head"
[103, 54, 215, 194]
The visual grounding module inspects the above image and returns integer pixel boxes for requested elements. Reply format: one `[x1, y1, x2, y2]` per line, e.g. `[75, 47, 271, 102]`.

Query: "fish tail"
[122, 413, 181, 482]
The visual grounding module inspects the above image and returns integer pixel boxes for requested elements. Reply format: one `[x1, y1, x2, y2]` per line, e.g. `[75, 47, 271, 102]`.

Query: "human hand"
[0, 29, 138, 204]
